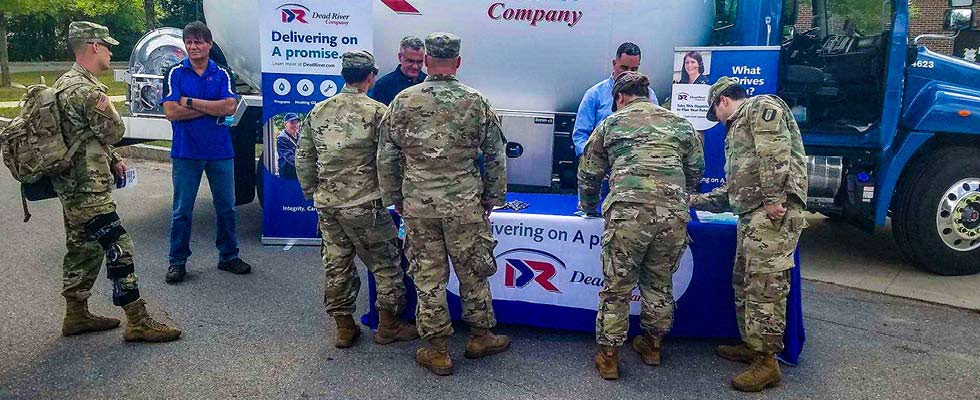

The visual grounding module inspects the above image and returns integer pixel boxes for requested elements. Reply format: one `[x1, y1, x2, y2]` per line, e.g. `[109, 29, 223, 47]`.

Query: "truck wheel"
[893, 147, 980, 276]
[255, 157, 264, 208]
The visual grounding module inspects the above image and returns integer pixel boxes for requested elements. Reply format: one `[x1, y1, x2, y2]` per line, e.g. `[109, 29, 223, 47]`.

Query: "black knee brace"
[85, 212, 141, 305]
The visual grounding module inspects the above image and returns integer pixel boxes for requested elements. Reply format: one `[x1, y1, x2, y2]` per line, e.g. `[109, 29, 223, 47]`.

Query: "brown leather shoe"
[595, 345, 619, 380]
[122, 299, 181, 343]
[417, 337, 453, 376]
[464, 328, 511, 359]
[632, 334, 662, 366]
[62, 299, 120, 336]
[716, 343, 757, 364]
[731, 353, 782, 392]
[333, 315, 361, 348]
[374, 310, 419, 345]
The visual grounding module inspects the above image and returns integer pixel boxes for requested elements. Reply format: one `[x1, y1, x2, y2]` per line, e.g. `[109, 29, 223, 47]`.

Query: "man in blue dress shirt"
[368, 36, 427, 105]
[572, 42, 658, 157]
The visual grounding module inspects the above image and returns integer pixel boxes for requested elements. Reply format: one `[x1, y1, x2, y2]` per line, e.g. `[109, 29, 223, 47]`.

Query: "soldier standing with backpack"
[51, 22, 181, 342]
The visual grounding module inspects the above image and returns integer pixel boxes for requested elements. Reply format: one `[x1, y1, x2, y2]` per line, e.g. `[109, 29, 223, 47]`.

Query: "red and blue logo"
[278, 4, 310, 24]
[499, 249, 564, 293]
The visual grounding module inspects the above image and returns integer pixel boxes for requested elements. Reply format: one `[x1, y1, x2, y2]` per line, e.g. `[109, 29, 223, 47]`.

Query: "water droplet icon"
[279, 83, 286, 90]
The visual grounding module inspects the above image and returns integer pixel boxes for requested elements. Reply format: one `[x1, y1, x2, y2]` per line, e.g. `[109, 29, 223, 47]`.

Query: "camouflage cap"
[425, 32, 461, 59]
[611, 71, 650, 112]
[706, 76, 742, 121]
[68, 21, 119, 46]
[342, 50, 376, 69]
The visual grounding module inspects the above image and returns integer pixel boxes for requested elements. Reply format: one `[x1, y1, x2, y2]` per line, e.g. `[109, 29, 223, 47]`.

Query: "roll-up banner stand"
[670, 46, 781, 193]
[260, 0, 374, 245]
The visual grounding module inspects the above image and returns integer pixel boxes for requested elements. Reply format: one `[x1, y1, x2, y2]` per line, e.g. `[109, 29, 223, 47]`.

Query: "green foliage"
[159, 0, 205, 28]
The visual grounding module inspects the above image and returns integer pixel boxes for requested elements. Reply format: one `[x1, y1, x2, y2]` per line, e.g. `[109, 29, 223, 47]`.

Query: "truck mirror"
[949, 0, 974, 7]
[944, 9, 974, 31]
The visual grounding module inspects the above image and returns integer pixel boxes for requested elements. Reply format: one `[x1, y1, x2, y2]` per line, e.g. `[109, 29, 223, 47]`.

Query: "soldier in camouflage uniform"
[53, 21, 180, 342]
[295, 50, 418, 349]
[691, 77, 808, 392]
[579, 72, 704, 380]
[378, 32, 509, 376]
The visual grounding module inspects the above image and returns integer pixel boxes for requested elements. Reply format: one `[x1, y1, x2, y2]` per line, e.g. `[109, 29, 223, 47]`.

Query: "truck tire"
[893, 147, 980, 276]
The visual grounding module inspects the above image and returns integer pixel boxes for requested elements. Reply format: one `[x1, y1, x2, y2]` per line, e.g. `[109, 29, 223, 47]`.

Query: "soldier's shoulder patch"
[762, 108, 777, 122]
[95, 93, 109, 112]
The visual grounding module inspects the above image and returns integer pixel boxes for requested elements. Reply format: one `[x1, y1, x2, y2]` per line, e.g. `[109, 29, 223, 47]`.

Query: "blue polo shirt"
[161, 59, 238, 160]
[368, 65, 427, 105]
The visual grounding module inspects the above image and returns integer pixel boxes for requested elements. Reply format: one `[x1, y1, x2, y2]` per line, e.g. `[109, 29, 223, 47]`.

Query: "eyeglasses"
[88, 41, 112, 51]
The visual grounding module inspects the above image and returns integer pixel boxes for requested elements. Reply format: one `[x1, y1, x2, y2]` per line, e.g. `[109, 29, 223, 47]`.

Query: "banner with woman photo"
[670, 46, 781, 192]
[259, 0, 374, 244]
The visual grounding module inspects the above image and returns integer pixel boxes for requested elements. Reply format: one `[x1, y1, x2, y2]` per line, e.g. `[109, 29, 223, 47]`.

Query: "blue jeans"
[169, 158, 240, 266]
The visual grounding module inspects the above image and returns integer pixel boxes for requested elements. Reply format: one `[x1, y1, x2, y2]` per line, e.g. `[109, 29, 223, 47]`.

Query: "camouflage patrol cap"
[68, 21, 119, 46]
[342, 50, 376, 69]
[706, 76, 742, 121]
[425, 32, 461, 59]
[611, 71, 651, 112]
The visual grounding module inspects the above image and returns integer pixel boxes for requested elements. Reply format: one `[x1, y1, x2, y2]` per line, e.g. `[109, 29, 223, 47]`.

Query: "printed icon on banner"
[498, 249, 564, 293]
[273, 78, 292, 96]
[297, 79, 315, 97]
[320, 80, 338, 97]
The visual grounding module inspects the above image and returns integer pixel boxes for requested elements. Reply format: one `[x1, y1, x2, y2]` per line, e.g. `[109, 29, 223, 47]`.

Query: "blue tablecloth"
[364, 193, 805, 365]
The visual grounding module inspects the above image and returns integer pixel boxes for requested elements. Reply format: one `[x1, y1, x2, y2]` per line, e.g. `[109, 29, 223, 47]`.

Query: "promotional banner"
[670, 46, 781, 192]
[449, 213, 695, 315]
[260, 0, 374, 244]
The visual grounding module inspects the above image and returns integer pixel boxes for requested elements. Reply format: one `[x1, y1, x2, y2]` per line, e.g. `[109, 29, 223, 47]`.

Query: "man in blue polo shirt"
[161, 21, 252, 283]
[368, 36, 427, 105]
[572, 42, 659, 157]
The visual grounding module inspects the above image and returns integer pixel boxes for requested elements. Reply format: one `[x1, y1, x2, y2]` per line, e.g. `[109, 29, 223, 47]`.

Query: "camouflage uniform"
[295, 51, 405, 317]
[377, 35, 507, 341]
[53, 44, 141, 307]
[580, 90, 704, 347]
[692, 78, 808, 355]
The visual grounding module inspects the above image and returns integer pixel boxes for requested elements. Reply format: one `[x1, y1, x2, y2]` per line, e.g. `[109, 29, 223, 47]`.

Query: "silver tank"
[203, 0, 714, 112]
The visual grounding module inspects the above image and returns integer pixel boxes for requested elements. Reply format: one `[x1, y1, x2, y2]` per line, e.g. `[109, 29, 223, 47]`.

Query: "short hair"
[183, 21, 212, 43]
[69, 39, 89, 54]
[681, 51, 705, 83]
[341, 66, 378, 84]
[718, 84, 749, 102]
[400, 36, 424, 51]
[613, 72, 651, 98]
[615, 42, 641, 59]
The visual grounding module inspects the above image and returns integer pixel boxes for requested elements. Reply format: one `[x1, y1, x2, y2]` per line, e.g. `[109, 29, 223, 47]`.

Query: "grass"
[1, 69, 127, 102]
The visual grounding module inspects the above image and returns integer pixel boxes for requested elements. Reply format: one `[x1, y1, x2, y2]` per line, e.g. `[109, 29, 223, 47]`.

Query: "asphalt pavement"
[1, 160, 978, 400]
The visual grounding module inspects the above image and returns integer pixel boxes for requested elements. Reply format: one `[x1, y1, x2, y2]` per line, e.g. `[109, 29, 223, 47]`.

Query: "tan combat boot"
[632, 334, 662, 366]
[416, 337, 453, 376]
[464, 328, 511, 359]
[333, 315, 361, 348]
[374, 310, 419, 345]
[62, 299, 121, 336]
[595, 345, 619, 380]
[122, 299, 182, 343]
[716, 343, 757, 364]
[731, 353, 782, 392]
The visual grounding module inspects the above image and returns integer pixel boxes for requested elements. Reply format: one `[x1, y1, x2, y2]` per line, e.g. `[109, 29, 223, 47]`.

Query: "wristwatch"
[185, 97, 194, 108]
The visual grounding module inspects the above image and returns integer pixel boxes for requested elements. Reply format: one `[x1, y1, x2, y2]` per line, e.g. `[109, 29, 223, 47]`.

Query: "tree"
[159, 0, 204, 28]
[143, 0, 157, 29]
[0, 0, 64, 87]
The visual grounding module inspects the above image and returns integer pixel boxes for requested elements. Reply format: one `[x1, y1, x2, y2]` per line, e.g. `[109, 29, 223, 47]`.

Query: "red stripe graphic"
[380, 0, 421, 15]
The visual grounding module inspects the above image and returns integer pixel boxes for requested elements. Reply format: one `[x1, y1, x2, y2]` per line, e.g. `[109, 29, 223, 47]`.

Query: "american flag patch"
[96, 93, 109, 111]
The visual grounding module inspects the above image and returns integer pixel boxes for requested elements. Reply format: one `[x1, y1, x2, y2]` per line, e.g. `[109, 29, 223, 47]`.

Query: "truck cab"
[718, 0, 980, 275]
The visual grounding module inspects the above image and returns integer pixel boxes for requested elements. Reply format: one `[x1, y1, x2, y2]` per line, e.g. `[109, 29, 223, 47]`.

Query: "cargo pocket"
[473, 231, 498, 278]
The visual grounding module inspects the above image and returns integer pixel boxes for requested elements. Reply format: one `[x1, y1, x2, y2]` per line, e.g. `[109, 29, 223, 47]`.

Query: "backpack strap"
[57, 82, 113, 162]
[20, 185, 32, 223]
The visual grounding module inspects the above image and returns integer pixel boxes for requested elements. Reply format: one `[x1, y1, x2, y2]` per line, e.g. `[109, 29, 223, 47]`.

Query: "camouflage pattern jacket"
[578, 98, 704, 214]
[693, 95, 808, 214]
[377, 74, 507, 218]
[51, 63, 124, 194]
[296, 85, 387, 208]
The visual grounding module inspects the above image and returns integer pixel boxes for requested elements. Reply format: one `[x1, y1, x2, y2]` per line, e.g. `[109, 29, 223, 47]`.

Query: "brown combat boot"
[122, 299, 182, 343]
[464, 327, 511, 359]
[632, 334, 662, 366]
[62, 299, 120, 336]
[333, 315, 361, 348]
[594, 345, 619, 380]
[374, 310, 419, 345]
[716, 343, 757, 364]
[416, 337, 453, 376]
[731, 353, 782, 392]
